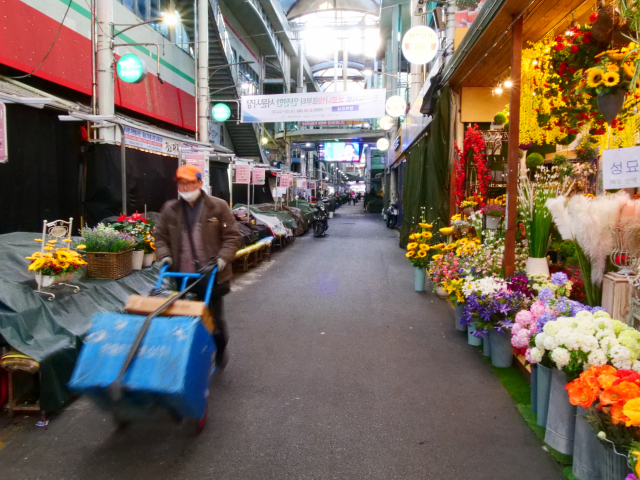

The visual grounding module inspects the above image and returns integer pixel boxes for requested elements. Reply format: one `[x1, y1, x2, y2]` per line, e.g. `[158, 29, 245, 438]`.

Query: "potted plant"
[493, 111, 507, 130]
[27, 241, 87, 287]
[109, 213, 156, 269]
[483, 203, 504, 229]
[78, 224, 136, 280]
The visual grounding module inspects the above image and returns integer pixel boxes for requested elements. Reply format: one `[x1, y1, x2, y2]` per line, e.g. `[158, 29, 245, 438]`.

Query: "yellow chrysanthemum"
[417, 250, 427, 258]
[408, 234, 416, 240]
[419, 244, 430, 251]
[422, 232, 433, 239]
[451, 214, 461, 222]
[406, 251, 415, 258]
[586, 68, 605, 87]
[603, 71, 620, 87]
[419, 223, 433, 229]
[62, 239, 71, 243]
[44, 246, 54, 251]
[28, 258, 47, 271]
[439, 227, 453, 236]
[407, 242, 418, 250]
[75, 245, 86, 250]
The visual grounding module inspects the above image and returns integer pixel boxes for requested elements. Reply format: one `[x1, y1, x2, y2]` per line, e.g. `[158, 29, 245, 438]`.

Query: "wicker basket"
[86, 250, 133, 280]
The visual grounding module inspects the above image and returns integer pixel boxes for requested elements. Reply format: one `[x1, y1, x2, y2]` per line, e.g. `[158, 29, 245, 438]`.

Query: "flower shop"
[404, 0, 640, 478]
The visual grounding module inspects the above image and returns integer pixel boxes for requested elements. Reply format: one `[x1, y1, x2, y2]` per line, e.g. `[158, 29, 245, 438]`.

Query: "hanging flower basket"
[597, 90, 626, 125]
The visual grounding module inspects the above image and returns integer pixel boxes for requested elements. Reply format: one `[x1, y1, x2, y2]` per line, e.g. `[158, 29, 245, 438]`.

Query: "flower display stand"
[489, 330, 512, 368]
[414, 267, 425, 292]
[573, 406, 604, 480]
[536, 364, 552, 428]
[544, 369, 576, 456]
[35, 218, 81, 301]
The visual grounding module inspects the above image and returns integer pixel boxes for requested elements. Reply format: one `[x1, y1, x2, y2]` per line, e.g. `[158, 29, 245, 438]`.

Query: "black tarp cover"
[0, 232, 165, 411]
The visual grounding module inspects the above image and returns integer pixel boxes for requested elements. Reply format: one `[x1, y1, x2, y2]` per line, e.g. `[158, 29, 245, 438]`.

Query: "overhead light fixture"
[160, 11, 179, 26]
[261, 137, 268, 145]
[363, 68, 373, 77]
[494, 85, 503, 95]
[504, 80, 513, 88]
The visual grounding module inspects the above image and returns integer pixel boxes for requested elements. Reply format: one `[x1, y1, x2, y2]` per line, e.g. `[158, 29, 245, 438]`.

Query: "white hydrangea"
[594, 310, 611, 319]
[543, 322, 561, 337]
[575, 311, 593, 321]
[551, 347, 571, 369]
[587, 349, 607, 367]
[535, 333, 547, 349]
[529, 347, 544, 363]
[543, 335, 560, 351]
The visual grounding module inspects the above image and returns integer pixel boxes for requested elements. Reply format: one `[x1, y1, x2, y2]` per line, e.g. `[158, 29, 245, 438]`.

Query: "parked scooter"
[385, 203, 399, 228]
[313, 201, 329, 237]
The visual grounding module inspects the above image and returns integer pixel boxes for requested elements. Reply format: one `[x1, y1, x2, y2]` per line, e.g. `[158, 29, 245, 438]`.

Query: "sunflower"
[44, 246, 54, 251]
[75, 244, 86, 250]
[406, 251, 415, 258]
[430, 243, 444, 249]
[419, 244, 430, 251]
[607, 64, 620, 72]
[624, 63, 636, 78]
[432, 254, 443, 261]
[28, 258, 47, 271]
[586, 68, 605, 87]
[57, 251, 70, 262]
[422, 232, 433, 239]
[62, 239, 72, 243]
[407, 242, 418, 250]
[47, 240, 57, 244]
[603, 71, 620, 87]
[417, 250, 427, 258]
[439, 227, 453, 236]
[419, 222, 433, 229]
[57, 260, 70, 269]
[34, 239, 42, 242]
[609, 50, 626, 61]
[409, 234, 417, 240]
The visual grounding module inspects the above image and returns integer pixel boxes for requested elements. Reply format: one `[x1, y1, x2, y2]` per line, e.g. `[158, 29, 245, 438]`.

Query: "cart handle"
[155, 264, 218, 307]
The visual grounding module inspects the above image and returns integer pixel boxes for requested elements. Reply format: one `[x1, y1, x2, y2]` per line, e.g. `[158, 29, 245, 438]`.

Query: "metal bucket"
[489, 330, 513, 368]
[600, 443, 631, 480]
[537, 364, 552, 428]
[531, 364, 538, 414]
[414, 267, 425, 292]
[573, 406, 605, 480]
[483, 332, 492, 357]
[545, 369, 576, 455]
[467, 324, 482, 347]
[455, 304, 467, 332]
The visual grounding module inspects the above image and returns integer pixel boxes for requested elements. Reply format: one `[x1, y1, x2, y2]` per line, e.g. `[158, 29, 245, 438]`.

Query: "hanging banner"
[279, 173, 292, 188]
[252, 167, 265, 185]
[234, 164, 251, 184]
[241, 89, 386, 123]
[297, 178, 307, 189]
[603, 147, 640, 189]
[308, 180, 317, 189]
[0, 103, 7, 163]
[401, 26, 439, 65]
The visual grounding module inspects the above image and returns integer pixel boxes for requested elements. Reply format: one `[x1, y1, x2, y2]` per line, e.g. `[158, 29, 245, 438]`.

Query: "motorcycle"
[313, 201, 329, 237]
[385, 203, 398, 229]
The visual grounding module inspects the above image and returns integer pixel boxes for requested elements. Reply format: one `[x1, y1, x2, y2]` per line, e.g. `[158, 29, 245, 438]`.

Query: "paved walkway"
[0, 204, 563, 479]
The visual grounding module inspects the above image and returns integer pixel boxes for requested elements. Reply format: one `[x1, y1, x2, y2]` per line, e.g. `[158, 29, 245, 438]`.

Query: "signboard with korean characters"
[297, 178, 307, 189]
[279, 173, 292, 188]
[401, 26, 439, 65]
[308, 180, 317, 189]
[252, 168, 265, 185]
[603, 147, 640, 189]
[234, 164, 251, 184]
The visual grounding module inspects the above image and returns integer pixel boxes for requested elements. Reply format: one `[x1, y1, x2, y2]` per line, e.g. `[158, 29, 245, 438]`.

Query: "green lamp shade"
[212, 103, 231, 122]
[116, 54, 147, 84]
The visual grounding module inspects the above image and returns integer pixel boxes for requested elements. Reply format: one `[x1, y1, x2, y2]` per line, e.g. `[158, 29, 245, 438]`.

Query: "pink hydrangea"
[530, 301, 545, 319]
[512, 329, 531, 348]
[515, 310, 534, 326]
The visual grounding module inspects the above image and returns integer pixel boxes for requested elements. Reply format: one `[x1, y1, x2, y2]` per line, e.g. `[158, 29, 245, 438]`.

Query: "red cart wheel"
[196, 404, 208, 434]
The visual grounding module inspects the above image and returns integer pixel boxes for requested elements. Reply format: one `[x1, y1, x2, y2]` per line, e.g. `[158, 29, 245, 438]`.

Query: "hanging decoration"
[454, 125, 491, 207]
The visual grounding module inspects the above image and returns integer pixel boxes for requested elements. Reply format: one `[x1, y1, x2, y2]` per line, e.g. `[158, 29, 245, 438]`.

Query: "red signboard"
[234, 164, 251, 184]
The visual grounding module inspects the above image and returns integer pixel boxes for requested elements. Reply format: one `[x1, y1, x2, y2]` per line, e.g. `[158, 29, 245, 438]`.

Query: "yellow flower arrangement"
[607, 64, 620, 72]
[603, 71, 620, 87]
[419, 222, 433, 229]
[419, 244, 430, 251]
[624, 62, 635, 78]
[406, 251, 415, 258]
[407, 242, 418, 250]
[417, 250, 427, 258]
[422, 231, 433, 239]
[26, 247, 87, 276]
[586, 68, 605, 88]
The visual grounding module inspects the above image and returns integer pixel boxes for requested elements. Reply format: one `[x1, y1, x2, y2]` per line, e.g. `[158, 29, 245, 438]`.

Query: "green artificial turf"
[480, 354, 578, 480]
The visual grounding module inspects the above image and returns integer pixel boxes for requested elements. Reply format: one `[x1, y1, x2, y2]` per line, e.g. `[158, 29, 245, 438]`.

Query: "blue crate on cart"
[69, 312, 215, 420]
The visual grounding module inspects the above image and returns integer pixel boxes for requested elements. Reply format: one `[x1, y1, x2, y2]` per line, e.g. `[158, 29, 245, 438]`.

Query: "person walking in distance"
[154, 165, 241, 368]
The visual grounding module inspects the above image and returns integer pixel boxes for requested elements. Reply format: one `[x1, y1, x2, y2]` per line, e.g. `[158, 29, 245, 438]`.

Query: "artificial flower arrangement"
[110, 213, 156, 254]
[483, 203, 505, 217]
[454, 125, 491, 208]
[78, 224, 137, 253]
[428, 252, 472, 304]
[26, 238, 87, 277]
[406, 222, 438, 268]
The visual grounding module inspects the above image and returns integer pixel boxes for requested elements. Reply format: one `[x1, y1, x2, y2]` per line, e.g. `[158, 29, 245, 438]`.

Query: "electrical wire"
[6, 0, 74, 79]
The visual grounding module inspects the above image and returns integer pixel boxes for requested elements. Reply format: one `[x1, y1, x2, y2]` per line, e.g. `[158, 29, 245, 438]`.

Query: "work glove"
[217, 258, 227, 272]
[159, 256, 173, 268]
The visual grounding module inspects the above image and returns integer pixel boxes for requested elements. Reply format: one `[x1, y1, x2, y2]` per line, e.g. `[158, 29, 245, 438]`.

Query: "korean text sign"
[252, 168, 265, 185]
[603, 147, 640, 189]
[234, 164, 251, 184]
[241, 90, 386, 123]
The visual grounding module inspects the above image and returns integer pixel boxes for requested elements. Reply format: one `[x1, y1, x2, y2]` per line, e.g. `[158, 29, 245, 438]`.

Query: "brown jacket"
[154, 194, 241, 284]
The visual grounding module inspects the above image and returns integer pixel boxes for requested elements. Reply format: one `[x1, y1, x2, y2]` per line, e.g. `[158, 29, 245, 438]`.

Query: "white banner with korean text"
[241, 90, 386, 123]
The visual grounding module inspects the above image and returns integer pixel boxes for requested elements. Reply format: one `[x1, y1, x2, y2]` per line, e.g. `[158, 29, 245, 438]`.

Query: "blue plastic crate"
[69, 312, 215, 420]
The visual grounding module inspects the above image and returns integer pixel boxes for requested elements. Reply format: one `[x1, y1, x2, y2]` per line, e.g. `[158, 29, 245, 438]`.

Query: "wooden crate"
[602, 272, 634, 323]
[124, 295, 214, 334]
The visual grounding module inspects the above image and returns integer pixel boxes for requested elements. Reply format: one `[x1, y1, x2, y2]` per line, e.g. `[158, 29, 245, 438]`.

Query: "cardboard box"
[125, 295, 214, 333]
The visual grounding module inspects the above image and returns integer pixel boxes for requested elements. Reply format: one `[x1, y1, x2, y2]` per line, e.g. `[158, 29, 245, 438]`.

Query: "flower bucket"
[531, 365, 538, 414]
[597, 90, 626, 125]
[328, 212, 334, 219]
[35, 272, 74, 288]
[537, 364, 552, 428]
[132, 250, 144, 270]
[435, 286, 448, 298]
[143, 253, 154, 268]
[467, 324, 482, 346]
[525, 257, 550, 277]
[573, 406, 605, 480]
[482, 332, 491, 357]
[454, 303, 467, 332]
[489, 330, 513, 368]
[485, 215, 501, 230]
[414, 267, 426, 291]
[600, 443, 631, 480]
[545, 369, 576, 456]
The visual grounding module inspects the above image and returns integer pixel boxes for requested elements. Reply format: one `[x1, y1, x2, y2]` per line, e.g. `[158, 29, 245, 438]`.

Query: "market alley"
[0, 205, 563, 480]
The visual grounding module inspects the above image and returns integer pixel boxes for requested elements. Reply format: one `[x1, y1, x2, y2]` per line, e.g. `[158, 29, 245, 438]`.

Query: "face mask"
[179, 189, 201, 203]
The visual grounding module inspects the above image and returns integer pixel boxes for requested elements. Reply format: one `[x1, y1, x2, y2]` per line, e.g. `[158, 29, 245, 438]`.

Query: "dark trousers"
[186, 276, 229, 358]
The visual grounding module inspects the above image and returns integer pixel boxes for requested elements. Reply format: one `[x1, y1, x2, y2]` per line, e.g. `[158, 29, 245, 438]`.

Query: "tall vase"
[467, 324, 482, 347]
[525, 257, 550, 277]
[573, 406, 605, 480]
[531, 364, 538, 415]
[414, 267, 426, 292]
[142, 252, 154, 267]
[131, 250, 144, 270]
[545, 369, 576, 456]
[483, 333, 492, 357]
[454, 303, 466, 332]
[537, 364, 552, 428]
[600, 442, 631, 480]
[489, 329, 513, 368]
[597, 90, 626, 125]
